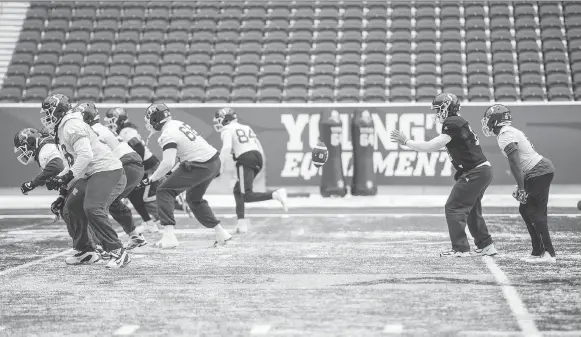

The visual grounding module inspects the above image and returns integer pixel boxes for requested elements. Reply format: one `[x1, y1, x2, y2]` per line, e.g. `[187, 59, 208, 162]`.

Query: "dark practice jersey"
[33, 136, 55, 166]
[441, 116, 488, 172]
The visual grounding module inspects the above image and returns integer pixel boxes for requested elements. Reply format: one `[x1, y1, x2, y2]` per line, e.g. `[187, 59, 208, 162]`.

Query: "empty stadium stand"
[0, 1, 580, 103]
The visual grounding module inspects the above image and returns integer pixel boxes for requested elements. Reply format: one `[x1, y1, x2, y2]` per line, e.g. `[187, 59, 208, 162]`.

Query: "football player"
[213, 107, 288, 233]
[14, 127, 65, 195]
[41, 93, 130, 268]
[137, 103, 232, 248]
[75, 102, 147, 250]
[390, 93, 497, 257]
[104, 107, 160, 233]
[482, 104, 556, 263]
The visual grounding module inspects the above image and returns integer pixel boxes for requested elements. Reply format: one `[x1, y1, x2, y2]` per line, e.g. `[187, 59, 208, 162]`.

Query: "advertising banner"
[1, 103, 580, 188]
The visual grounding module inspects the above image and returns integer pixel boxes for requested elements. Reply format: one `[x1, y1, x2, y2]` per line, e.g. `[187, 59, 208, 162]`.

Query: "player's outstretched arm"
[148, 146, 177, 182]
[31, 157, 65, 187]
[505, 143, 525, 189]
[390, 130, 451, 152]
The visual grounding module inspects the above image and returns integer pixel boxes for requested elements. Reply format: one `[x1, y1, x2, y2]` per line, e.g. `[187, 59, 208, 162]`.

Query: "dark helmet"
[431, 92, 461, 123]
[14, 128, 43, 165]
[213, 107, 237, 132]
[144, 103, 171, 132]
[482, 104, 512, 137]
[40, 93, 72, 132]
[104, 107, 128, 133]
[72, 102, 99, 125]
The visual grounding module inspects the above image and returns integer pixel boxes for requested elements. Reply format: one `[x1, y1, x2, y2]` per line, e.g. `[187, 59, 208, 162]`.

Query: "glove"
[20, 181, 35, 195]
[512, 187, 528, 204]
[136, 177, 151, 190]
[50, 195, 66, 222]
[46, 171, 74, 191]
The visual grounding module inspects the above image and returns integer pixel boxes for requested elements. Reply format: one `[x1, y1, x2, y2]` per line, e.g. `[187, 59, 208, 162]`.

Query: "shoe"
[524, 252, 556, 264]
[236, 219, 249, 234]
[154, 231, 179, 249]
[273, 188, 288, 212]
[214, 228, 232, 247]
[126, 233, 147, 250]
[440, 249, 471, 257]
[142, 220, 159, 233]
[106, 248, 131, 269]
[65, 250, 101, 265]
[472, 243, 498, 256]
[95, 245, 110, 259]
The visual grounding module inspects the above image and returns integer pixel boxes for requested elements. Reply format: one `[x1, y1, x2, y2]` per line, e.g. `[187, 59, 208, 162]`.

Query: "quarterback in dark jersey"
[391, 93, 497, 257]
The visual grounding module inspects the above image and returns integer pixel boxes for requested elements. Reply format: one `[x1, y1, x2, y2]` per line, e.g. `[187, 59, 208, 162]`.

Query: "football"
[312, 142, 329, 168]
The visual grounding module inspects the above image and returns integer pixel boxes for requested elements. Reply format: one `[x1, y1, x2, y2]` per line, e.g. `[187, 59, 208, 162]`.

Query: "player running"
[137, 103, 232, 248]
[75, 102, 147, 250]
[390, 93, 497, 257]
[41, 93, 130, 268]
[104, 107, 160, 233]
[213, 107, 288, 233]
[482, 104, 556, 263]
[14, 127, 66, 196]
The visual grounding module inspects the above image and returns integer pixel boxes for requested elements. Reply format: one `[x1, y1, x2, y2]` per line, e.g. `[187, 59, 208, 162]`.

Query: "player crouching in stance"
[105, 107, 160, 233]
[213, 107, 288, 233]
[75, 102, 147, 251]
[482, 104, 556, 263]
[14, 128, 65, 196]
[390, 93, 497, 257]
[41, 93, 130, 268]
[137, 103, 232, 248]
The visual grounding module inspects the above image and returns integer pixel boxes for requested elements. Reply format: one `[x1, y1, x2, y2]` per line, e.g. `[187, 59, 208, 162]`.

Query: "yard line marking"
[383, 324, 404, 334]
[458, 331, 522, 336]
[483, 256, 541, 337]
[0, 248, 73, 277]
[1, 213, 580, 220]
[113, 325, 140, 336]
[250, 324, 272, 335]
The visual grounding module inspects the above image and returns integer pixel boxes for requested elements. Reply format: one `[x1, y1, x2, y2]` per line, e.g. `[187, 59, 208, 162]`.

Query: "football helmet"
[213, 107, 237, 132]
[104, 107, 128, 132]
[40, 93, 72, 132]
[431, 93, 460, 124]
[482, 104, 512, 137]
[73, 102, 99, 125]
[145, 103, 171, 132]
[14, 128, 43, 165]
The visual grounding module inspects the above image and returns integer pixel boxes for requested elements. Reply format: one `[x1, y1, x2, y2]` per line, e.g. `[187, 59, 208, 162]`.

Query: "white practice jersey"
[118, 126, 153, 160]
[497, 125, 543, 174]
[37, 143, 64, 170]
[57, 112, 122, 177]
[91, 123, 135, 159]
[221, 121, 261, 158]
[158, 120, 217, 162]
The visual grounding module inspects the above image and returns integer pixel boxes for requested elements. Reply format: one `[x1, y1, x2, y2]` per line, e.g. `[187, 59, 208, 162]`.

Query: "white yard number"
[468, 125, 480, 145]
[330, 133, 341, 146]
[359, 133, 373, 147]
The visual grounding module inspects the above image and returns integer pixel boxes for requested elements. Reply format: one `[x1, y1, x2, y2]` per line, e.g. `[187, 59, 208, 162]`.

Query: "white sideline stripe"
[1, 213, 580, 220]
[383, 324, 404, 334]
[483, 256, 541, 337]
[113, 325, 140, 336]
[250, 324, 272, 335]
[2, 101, 581, 108]
[460, 331, 581, 336]
[0, 248, 72, 277]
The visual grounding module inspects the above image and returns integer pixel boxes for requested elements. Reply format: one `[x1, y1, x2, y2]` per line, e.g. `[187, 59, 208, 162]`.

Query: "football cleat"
[95, 245, 110, 259]
[106, 248, 131, 269]
[272, 188, 288, 212]
[524, 252, 556, 264]
[65, 250, 101, 265]
[440, 249, 471, 258]
[126, 233, 147, 250]
[236, 218, 250, 234]
[471, 243, 498, 256]
[155, 231, 179, 249]
[141, 220, 159, 233]
[214, 228, 232, 247]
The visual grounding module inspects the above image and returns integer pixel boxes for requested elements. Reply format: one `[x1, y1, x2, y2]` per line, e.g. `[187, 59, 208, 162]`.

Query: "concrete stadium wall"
[1, 102, 580, 188]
